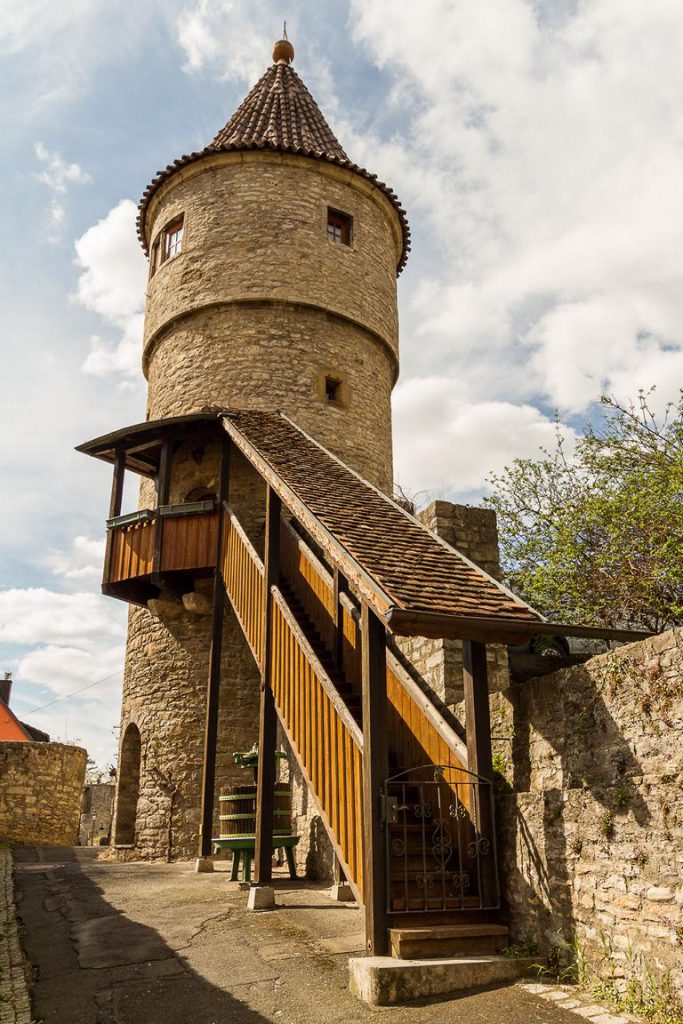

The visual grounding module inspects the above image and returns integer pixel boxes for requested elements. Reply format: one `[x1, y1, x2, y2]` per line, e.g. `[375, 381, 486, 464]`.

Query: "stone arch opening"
[115, 723, 141, 845]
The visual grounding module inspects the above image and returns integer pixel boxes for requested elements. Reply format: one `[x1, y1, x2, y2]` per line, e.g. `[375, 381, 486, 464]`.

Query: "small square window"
[161, 215, 184, 264]
[327, 208, 352, 246]
[325, 376, 342, 403]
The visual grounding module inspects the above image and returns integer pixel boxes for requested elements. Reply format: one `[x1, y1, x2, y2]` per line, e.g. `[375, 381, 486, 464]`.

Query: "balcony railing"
[105, 502, 218, 588]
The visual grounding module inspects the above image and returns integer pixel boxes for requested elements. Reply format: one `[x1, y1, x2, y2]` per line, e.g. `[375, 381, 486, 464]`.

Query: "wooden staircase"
[217, 504, 506, 958]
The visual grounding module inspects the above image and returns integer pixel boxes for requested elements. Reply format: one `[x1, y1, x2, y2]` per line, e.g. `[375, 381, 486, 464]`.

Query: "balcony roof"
[76, 413, 221, 476]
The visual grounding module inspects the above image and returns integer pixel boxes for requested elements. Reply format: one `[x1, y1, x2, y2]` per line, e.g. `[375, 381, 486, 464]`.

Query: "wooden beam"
[198, 437, 231, 859]
[386, 607, 652, 645]
[152, 437, 172, 585]
[462, 640, 497, 907]
[361, 601, 389, 957]
[333, 568, 348, 673]
[254, 487, 282, 884]
[103, 446, 126, 587]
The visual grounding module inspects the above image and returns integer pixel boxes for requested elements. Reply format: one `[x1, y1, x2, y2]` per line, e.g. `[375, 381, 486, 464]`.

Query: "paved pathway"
[13, 846, 604, 1024]
[0, 850, 31, 1024]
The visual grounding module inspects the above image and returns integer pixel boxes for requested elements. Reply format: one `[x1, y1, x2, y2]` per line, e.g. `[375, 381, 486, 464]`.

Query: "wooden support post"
[254, 487, 282, 884]
[462, 640, 497, 906]
[361, 601, 389, 956]
[103, 446, 126, 586]
[333, 568, 348, 673]
[198, 438, 231, 861]
[152, 437, 172, 585]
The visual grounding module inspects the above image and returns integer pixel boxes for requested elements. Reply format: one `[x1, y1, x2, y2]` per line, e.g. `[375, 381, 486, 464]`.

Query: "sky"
[1, 0, 682, 769]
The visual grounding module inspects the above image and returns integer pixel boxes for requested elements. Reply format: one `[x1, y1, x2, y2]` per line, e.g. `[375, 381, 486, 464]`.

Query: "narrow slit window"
[327, 208, 352, 246]
[161, 215, 184, 263]
[149, 238, 160, 278]
[325, 376, 342, 403]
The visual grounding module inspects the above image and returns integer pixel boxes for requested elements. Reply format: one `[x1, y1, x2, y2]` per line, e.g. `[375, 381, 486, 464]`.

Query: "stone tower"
[111, 38, 410, 860]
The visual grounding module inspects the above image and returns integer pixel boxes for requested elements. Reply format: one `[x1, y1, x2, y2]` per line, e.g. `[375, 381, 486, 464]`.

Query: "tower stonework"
[111, 47, 409, 861]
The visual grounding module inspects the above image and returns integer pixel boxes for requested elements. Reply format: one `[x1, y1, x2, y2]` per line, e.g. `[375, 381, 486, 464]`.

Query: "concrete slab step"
[349, 954, 537, 1006]
[390, 922, 508, 959]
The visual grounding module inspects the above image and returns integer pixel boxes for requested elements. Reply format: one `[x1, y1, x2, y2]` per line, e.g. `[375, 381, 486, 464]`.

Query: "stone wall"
[492, 628, 683, 993]
[397, 500, 509, 705]
[0, 742, 87, 845]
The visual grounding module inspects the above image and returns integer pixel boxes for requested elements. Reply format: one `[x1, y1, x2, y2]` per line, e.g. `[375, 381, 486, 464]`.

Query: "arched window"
[114, 723, 141, 846]
[184, 486, 216, 503]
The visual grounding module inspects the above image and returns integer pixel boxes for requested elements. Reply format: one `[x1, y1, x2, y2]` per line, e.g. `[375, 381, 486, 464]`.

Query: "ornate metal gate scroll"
[383, 765, 500, 914]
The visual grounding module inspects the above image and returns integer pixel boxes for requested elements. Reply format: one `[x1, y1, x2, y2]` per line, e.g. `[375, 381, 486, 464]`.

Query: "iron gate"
[382, 764, 500, 914]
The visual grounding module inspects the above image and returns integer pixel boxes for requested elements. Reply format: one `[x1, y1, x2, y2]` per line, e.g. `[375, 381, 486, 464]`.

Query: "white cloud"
[0, 588, 126, 649]
[16, 643, 123, 699]
[44, 536, 106, 583]
[0, 583, 126, 764]
[33, 142, 91, 241]
[176, 0, 279, 83]
[393, 376, 576, 498]
[73, 199, 148, 379]
[350, 0, 683, 414]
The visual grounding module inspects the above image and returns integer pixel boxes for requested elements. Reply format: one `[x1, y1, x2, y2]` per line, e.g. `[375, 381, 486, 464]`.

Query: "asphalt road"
[14, 846, 584, 1024]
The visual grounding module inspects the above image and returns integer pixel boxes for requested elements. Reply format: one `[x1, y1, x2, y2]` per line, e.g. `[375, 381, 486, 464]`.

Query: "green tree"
[486, 391, 683, 632]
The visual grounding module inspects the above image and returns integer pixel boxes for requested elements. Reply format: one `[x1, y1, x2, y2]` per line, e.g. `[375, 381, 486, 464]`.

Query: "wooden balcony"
[104, 502, 219, 604]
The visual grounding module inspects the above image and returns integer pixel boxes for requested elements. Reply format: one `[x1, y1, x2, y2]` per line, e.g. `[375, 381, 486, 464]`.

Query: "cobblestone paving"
[520, 982, 638, 1024]
[0, 850, 31, 1024]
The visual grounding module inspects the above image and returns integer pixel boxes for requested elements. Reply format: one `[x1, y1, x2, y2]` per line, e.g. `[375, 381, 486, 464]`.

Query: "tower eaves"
[137, 43, 411, 273]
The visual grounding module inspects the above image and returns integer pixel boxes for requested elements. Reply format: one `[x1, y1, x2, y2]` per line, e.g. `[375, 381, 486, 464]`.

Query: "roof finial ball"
[273, 21, 294, 64]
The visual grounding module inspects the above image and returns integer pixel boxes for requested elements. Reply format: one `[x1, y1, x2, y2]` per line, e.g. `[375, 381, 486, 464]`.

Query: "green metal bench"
[212, 835, 300, 882]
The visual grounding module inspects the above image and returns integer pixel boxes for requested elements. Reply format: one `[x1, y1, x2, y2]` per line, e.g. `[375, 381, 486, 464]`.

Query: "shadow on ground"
[14, 846, 272, 1024]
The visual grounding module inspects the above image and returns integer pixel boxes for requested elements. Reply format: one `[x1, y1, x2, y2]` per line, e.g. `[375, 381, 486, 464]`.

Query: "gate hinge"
[381, 794, 398, 825]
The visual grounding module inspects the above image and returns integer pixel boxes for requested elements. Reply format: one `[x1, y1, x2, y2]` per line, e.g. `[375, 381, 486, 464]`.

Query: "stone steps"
[389, 922, 509, 959]
[349, 953, 537, 1005]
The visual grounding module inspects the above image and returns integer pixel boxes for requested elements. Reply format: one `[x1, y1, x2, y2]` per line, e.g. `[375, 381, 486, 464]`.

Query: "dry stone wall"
[0, 742, 87, 845]
[491, 628, 683, 994]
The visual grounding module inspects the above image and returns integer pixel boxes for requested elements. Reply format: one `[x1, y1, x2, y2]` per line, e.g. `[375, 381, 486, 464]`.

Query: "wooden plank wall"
[109, 521, 155, 582]
[220, 509, 265, 669]
[161, 511, 218, 572]
[270, 590, 364, 899]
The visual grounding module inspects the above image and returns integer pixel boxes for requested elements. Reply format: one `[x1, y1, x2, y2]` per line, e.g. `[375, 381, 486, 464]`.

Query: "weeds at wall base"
[535, 932, 683, 1024]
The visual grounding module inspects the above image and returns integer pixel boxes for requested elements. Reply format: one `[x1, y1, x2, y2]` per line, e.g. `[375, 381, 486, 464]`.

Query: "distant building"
[0, 673, 49, 743]
[79, 782, 115, 846]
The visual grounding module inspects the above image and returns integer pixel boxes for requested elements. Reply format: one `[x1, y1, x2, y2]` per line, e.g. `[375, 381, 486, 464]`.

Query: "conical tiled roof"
[209, 63, 349, 162]
[137, 58, 410, 272]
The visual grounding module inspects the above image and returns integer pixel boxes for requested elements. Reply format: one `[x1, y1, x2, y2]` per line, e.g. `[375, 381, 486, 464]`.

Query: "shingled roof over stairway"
[137, 43, 410, 271]
[222, 410, 545, 643]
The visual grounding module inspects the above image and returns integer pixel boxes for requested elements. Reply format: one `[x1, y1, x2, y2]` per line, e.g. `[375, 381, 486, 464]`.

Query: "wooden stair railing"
[270, 589, 364, 900]
[279, 519, 470, 779]
[217, 502, 497, 929]
[220, 507, 266, 669]
[218, 504, 365, 901]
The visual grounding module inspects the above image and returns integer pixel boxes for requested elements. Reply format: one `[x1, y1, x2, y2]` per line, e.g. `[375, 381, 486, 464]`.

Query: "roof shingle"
[209, 63, 349, 161]
[222, 410, 541, 633]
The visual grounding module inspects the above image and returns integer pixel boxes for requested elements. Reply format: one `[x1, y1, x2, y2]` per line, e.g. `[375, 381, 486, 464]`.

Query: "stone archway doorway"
[115, 723, 141, 845]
